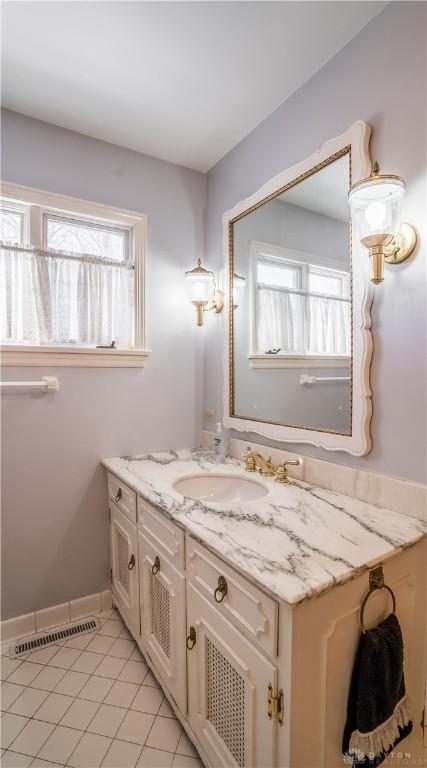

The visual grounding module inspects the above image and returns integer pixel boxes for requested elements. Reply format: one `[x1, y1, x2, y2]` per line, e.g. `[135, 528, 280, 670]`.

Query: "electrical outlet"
[204, 409, 216, 423]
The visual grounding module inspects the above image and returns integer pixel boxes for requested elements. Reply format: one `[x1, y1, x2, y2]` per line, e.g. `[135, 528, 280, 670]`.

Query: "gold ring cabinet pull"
[128, 554, 135, 571]
[186, 626, 196, 650]
[359, 566, 397, 633]
[115, 488, 122, 503]
[214, 575, 228, 603]
[151, 556, 160, 576]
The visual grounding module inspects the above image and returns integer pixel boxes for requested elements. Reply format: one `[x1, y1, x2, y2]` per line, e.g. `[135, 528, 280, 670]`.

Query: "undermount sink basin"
[173, 473, 268, 504]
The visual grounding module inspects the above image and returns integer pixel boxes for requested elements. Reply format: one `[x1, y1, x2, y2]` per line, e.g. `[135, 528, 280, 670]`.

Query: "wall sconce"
[348, 162, 417, 284]
[184, 258, 224, 326]
[233, 273, 246, 308]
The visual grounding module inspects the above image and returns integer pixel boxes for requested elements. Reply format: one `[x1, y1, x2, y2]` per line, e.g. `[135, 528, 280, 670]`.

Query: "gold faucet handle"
[242, 448, 257, 472]
[275, 464, 289, 483]
[275, 458, 301, 484]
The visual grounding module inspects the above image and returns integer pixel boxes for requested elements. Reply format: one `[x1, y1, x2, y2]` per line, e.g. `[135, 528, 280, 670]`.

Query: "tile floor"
[0, 610, 203, 768]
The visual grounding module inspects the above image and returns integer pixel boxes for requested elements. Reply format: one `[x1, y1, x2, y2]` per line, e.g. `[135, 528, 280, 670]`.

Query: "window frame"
[248, 240, 351, 369]
[0, 182, 149, 367]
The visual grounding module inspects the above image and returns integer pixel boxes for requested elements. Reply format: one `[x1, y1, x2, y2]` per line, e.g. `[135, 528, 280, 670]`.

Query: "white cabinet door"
[110, 502, 140, 636]
[139, 530, 186, 713]
[187, 583, 279, 768]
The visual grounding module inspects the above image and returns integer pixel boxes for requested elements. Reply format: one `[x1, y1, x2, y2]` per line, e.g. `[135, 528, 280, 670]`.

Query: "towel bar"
[300, 374, 351, 385]
[0, 376, 59, 392]
[359, 565, 396, 633]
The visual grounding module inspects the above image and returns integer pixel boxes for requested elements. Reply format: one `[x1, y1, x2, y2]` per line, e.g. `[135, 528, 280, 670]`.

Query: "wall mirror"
[223, 122, 373, 455]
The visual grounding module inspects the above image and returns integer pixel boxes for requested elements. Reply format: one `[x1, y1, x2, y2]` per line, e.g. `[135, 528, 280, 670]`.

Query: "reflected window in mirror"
[254, 249, 351, 358]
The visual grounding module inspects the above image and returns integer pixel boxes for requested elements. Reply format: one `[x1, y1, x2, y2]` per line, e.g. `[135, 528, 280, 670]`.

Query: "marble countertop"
[102, 449, 425, 605]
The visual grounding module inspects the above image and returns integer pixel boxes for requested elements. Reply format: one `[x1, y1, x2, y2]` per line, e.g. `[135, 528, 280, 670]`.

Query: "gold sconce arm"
[384, 222, 418, 265]
[191, 288, 224, 326]
[206, 289, 224, 314]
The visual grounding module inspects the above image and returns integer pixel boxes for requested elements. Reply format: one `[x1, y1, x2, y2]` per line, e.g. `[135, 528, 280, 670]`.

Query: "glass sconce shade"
[348, 175, 405, 249]
[185, 259, 215, 304]
[233, 273, 246, 307]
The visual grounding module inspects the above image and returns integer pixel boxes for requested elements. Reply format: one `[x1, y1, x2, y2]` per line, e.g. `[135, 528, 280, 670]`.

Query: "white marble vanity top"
[102, 449, 425, 605]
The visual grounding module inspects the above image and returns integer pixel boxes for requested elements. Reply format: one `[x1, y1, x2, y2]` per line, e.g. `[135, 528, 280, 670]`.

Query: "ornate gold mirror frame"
[223, 121, 373, 455]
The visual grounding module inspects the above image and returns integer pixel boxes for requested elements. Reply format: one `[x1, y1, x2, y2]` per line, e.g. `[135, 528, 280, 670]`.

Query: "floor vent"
[9, 617, 101, 658]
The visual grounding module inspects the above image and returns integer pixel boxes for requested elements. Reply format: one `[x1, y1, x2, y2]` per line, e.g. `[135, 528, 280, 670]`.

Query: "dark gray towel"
[342, 613, 412, 766]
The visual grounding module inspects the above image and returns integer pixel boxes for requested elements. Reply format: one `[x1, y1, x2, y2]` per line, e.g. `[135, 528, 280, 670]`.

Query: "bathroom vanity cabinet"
[106, 470, 426, 768]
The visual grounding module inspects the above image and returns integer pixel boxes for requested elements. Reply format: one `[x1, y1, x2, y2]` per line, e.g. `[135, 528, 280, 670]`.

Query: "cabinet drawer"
[186, 536, 278, 658]
[108, 474, 137, 524]
[138, 497, 185, 571]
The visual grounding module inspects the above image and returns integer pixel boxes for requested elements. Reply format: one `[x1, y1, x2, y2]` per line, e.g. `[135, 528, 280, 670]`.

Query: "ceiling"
[280, 153, 349, 222]
[2, 1, 386, 172]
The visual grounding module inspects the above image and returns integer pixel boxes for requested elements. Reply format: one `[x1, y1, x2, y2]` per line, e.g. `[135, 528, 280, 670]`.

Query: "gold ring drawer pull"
[214, 575, 227, 603]
[186, 626, 196, 650]
[115, 488, 122, 503]
[128, 554, 135, 571]
[152, 556, 160, 576]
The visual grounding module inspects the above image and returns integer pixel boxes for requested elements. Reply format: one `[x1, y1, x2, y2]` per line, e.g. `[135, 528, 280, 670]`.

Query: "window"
[308, 269, 344, 297]
[254, 249, 351, 359]
[257, 260, 300, 290]
[44, 215, 129, 262]
[0, 203, 25, 243]
[0, 184, 147, 367]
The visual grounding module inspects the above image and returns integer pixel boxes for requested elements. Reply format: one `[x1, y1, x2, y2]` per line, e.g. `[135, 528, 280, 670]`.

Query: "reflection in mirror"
[231, 150, 351, 434]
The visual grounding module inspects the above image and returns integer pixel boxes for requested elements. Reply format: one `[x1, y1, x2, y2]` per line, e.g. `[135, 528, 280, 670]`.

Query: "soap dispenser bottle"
[213, 422, 227, 459]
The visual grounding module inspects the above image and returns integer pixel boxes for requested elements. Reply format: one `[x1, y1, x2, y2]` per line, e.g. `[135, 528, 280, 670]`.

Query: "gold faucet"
[242, 448, 301, 482]
[242, 448, 276, 477]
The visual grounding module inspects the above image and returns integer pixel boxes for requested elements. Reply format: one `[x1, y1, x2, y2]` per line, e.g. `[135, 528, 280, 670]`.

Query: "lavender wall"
[204, 1, 426, 483]
[1, 110, 206, 619]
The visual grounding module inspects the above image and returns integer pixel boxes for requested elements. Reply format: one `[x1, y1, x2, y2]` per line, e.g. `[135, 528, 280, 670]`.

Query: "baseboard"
[0, 588, 112, 644]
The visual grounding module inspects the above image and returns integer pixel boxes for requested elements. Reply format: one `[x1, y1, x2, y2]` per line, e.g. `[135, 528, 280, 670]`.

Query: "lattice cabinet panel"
[206, 637, 246, 767]
[110, 502, 140, 636]
[187, 583, 278, 768]
[117, 529, 130, 594]
[139, 529, 187, 714]
[151, 572, 171, 659]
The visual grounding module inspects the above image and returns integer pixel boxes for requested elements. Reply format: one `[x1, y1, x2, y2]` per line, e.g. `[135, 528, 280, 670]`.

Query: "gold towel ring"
[359, 566, 397, 634]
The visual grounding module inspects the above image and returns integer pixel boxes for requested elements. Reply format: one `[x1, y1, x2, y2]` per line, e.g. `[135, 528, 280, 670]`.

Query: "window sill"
[0, 345, 151, 368]
[248, 354, 351, 369]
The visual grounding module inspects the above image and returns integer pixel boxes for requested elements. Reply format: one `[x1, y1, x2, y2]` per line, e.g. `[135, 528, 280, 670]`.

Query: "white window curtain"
[0, 243, 134, 347]
[307, 294, 350, 355]
[257, 286, 350, 355]
[257, 288, 305, 353]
